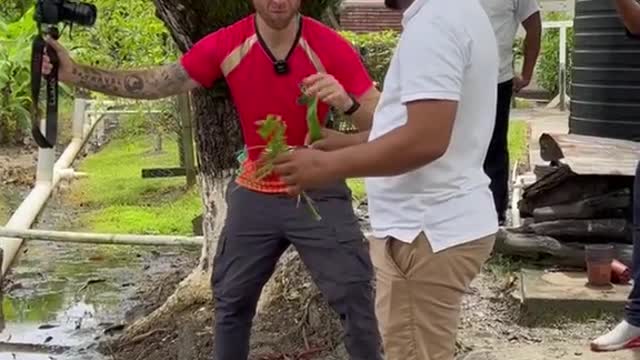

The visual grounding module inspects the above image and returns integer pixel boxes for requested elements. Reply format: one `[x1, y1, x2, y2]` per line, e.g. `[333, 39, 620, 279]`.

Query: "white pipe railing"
[0, 98, 99, 275]
[0, 228, 202, 247]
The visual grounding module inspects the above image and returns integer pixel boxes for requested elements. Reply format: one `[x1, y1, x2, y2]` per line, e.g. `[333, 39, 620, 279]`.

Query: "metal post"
[72, 98, 87, 140]
[559, 25, 568, 111]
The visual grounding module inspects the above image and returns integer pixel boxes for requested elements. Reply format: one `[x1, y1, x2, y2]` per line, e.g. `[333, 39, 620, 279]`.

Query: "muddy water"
[0, 187, 195, 360]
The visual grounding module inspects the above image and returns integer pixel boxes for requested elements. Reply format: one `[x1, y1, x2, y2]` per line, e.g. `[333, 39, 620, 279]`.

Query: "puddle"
[0, 187, 194, 359]
[2, 241, 147, 359]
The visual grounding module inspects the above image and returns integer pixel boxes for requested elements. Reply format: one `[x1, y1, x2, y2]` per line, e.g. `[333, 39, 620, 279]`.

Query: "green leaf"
[305, 96, 321, 143]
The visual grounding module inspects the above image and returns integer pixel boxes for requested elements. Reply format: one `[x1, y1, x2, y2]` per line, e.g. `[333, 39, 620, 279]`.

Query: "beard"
[260, 11, 297, 30]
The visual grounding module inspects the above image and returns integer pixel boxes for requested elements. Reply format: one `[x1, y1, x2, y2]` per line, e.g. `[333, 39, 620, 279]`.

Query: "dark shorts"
[212, 180, 382, 360]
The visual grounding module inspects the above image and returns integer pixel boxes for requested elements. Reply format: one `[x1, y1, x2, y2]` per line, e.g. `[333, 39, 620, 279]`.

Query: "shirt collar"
[402, 0, 428, 27]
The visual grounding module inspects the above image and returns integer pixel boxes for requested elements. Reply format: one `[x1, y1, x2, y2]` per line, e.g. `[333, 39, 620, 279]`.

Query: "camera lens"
[61, 0, 97, 26]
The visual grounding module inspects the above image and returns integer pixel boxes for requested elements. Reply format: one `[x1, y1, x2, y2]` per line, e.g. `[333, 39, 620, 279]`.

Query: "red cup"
[612, 259, 631, 284]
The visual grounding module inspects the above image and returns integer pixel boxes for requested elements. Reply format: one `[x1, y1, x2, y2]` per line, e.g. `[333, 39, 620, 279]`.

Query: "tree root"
[121, 268, 211, 339]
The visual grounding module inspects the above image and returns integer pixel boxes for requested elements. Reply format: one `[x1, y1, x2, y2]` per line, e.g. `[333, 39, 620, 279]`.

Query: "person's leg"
[369, 233, 495, 360]
[627, 161, 640, 323]
[592, 161, 640, 351]
[212, 185, 289, 360]
[484, 80, 514, 225]
[284, 182, 383, 360]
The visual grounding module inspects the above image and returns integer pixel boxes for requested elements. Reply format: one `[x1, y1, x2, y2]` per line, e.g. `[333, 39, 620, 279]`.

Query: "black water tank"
[571, 0, 640, 141]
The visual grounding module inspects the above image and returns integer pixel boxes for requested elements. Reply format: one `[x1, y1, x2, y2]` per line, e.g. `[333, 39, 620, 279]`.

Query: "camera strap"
[30, 33, 59, 149]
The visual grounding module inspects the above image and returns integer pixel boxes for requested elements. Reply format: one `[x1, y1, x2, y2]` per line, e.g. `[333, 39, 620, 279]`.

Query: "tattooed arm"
[68, 63, 198, 100]
[42, 36, 199, 99]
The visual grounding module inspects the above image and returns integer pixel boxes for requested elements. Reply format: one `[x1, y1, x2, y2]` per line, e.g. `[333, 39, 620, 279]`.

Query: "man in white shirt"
[272, 0, 499, 358]
[480, 0, 541, 225]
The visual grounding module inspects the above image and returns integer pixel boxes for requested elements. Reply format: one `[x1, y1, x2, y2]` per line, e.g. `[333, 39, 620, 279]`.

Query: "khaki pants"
[369, 233, 495, 360]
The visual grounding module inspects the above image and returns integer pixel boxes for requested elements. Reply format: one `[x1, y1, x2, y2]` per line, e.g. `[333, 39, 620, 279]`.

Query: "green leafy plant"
[0, 7, 38, 143]
[339, 30, 399, 89]
[254, 115, 321, 221]
[0, 0, 34, 23]
[536, 12, 574, 95]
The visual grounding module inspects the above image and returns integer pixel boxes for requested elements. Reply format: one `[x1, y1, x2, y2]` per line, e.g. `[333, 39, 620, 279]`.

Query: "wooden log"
[141, 167, 187, 178]
[519, 165, 632, 216]
[495, 229, 633, 267]
[532, 189, 631, 222]
[527, 219, 629, 240]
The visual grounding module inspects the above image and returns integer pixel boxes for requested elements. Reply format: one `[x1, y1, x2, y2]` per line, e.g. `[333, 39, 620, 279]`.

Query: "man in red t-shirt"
[41, 1, 382, 359]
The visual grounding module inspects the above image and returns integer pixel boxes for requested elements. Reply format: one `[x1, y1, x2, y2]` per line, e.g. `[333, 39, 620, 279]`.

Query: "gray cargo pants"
[212, 180, 383, 360]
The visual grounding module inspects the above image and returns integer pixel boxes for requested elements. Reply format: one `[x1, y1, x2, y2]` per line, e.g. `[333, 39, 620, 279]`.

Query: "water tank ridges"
[570, 0, 640, 141]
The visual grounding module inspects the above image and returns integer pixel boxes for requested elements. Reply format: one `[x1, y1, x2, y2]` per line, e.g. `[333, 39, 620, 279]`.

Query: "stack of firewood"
[496, 133, 638, 268]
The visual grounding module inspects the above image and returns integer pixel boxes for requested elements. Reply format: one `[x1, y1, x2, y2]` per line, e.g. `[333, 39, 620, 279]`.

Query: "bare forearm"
[327, 125, 440, 178]
[615, 0, 640, 34]
[521, 15, 541, 80]
[68, 63, 194, 100]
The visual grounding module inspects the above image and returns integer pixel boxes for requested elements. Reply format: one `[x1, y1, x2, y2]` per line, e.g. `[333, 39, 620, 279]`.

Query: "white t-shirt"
[365, 0, 499, 252]
[479, 0, 540, 83]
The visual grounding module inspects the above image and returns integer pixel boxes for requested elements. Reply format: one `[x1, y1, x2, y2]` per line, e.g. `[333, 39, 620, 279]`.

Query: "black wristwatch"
[343, 94, 360, 115]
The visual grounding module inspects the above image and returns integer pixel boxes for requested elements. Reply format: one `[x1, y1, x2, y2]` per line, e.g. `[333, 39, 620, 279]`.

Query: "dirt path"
[462, 344, 635, 360]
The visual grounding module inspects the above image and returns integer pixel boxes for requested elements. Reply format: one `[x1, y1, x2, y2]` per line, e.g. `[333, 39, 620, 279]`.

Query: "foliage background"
[0, 0, 174, 144]
[0, 1, 575, 145]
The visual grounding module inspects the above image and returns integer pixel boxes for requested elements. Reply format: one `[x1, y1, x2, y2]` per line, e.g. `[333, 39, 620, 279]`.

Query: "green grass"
[70, 137, 201, 235]
[508, 120, 529, 166]
[347, 179, 366, 203]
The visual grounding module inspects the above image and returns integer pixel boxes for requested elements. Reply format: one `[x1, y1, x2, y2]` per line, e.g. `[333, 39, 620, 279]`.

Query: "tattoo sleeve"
[69, 63, 194, 99]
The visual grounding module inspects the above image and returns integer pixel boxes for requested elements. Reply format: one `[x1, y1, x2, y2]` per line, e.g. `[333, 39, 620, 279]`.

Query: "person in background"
[479, 0, 541, 225]
[40, 0, 383, 359]
[271, 0, 500, 358]
[591, 0, 640, 352]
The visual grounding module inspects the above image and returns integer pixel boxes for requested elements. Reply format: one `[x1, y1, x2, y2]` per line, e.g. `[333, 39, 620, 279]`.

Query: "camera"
[35, 0, 97, 27]
[30, 0, 97, 149]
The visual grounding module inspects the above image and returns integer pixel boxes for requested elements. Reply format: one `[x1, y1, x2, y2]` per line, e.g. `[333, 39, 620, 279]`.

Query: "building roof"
[340, 0, 402, 32]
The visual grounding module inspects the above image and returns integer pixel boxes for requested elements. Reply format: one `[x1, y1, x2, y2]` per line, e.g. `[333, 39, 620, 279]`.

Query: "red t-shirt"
[180, 15, 373, 192]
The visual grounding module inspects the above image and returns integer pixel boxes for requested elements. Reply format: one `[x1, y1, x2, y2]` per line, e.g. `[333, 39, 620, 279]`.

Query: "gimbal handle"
[30, 26, 60, 149]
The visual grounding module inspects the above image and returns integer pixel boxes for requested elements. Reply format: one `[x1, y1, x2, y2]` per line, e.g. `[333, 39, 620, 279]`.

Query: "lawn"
[69, 137, 202, 235]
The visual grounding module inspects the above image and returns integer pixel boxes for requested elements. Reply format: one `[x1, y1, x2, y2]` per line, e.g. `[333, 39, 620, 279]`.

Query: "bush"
[340, 30, 399, 89]
[0, 8, 38, 144]
[536, 12, 574, 95]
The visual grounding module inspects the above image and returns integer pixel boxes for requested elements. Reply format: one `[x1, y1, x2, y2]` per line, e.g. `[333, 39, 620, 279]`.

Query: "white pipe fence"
[541, 20, 573, 111]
